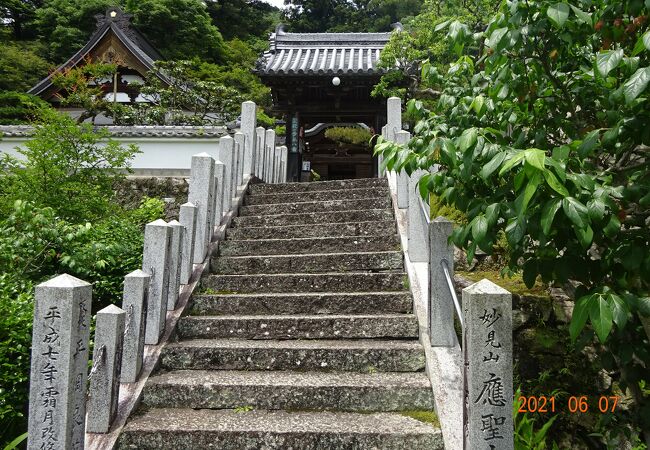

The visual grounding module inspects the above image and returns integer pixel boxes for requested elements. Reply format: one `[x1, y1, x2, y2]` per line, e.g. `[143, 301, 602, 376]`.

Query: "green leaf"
[470, 95, 485, 115]
[575, 224, 594, 249]
[485, 203, 499, 226]
[587, 198, 606, 221]
[543, 171, 570, 197]
[623, 67, 650, 104]
[552, 145, 570, 160]
[589, 294, 613, 343]
[547, 3, 570, 28]
[570, 4, 591, 24]
[610, 293, 629, 329]
[577, 130, 600, 157]
[458, 127, 478, 151]
[488, 27, 508, 48]
[434, 20, 451, 32]
[505, 217, 526, 246]
[596, 49, 624, 77]
[541, 198, 562, 234]
[570, 294, 591, 341]
[524, 148, 546, 171]
[603, 215, 621, 238]
[471, 215, 488, 242]
[562, 197, 588, 228]
[480, 152, 506, 179]
[499, 151, 525, 175]
[636, 296, 650, 316]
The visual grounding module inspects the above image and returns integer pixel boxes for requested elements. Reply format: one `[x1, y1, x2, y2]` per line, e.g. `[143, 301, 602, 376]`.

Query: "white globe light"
[332, 77, 341, 86]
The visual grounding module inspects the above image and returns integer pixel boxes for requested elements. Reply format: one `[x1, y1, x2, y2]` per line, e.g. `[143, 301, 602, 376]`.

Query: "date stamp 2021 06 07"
[518, 395, 620, 414]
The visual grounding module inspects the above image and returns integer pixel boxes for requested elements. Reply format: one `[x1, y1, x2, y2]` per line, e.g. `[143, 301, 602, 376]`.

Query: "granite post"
[142, 219, 172, 345]
[166, 220, 184, 310]
[378, 125, 388, 177]
[188, 153, 215, 263]
[213, 161, 225, 225]
[218, 136, 235, 213]
[387, 96, 402, 142]
[241, 101, 257, 175]
[463, 279, 513, 450]
[87, 305, 125, 434]
[279, 145, 288, 183]
[120, 270, 150, 383]
[395, 130, 410, 209]
[408, 169, 429, 262]
[234, 132, 245, 187]
[429, 217, 456, 346]
[265, 129, 276, 183]
[255, 126, 265, 178]
[179, 202, 197, 285]
[28, 274, 92, 450]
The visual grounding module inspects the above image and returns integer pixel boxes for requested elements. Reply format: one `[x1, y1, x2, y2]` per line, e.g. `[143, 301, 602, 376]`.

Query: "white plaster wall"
[0, 137, 222, 175]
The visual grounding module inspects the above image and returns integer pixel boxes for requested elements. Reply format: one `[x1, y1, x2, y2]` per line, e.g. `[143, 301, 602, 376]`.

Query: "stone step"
[177, 314, 419, 340]
[142, 370, 434, 411]
[218, 235, 400, 257]
[118, 408, 444, 450]
[188, 292, 413, 316]
[211, 251, 403, 274]
[249, 177, 388, 195]
[226, 220, 397, 240]
[201, 272, 408, 294]
[244, 187, 389, 206]
[232, 208, 394, 228]
[160, 339, 426, 372]
[239, 197, 392, 217]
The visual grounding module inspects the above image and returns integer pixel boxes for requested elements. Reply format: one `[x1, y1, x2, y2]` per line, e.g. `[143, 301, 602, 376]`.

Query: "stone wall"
[114, 177, 189, 221]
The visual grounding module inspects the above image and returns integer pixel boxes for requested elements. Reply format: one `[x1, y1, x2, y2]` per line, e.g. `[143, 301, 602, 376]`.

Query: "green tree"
[128, 0, 226, 62]
[205, 0, 279, 42]
[1, 109, 138, 221]
[0, 40, 51, 92]
[0, 0, 43, 39]
[376, 0, 650, 445]
[33, 0, 118, 62]
[0, 91, 50, 124]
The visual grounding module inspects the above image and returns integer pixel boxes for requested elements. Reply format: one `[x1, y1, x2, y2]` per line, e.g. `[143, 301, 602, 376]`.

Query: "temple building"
[28, 7, 170, 123]
[255, 24, 399, 181]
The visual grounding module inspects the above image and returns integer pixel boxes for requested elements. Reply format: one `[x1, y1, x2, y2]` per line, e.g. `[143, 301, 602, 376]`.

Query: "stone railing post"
[142, 219, 171, 344]
[241, 101, 256, 175]
[429, 217, 456, 346]
[87, 305, 125, 434]
[219, 136, 235, 213]
[387, 96, 402, 142]
[255, 126, 266, 179]
[120, 270, 150, 383]
[463, 279, 513, 450]
[279, 146, 288, 183]
[408, 169, 429, 262]
[166, 220, 184, 310]
[265, 129, 276, 183]
[234, 132, 245, 187]
[213, 161, 225, 226]
[395, 131, 410, 209]
[28, 274, 91, 450]
[179, 202, 197, 285]
[188, 153, 215, 263]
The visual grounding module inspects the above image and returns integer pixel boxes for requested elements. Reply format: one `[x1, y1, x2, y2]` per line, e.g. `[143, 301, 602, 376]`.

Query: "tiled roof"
[255, 25, 395, 76]
[28, 7, 170, 96]
[0, 125, 228, 139]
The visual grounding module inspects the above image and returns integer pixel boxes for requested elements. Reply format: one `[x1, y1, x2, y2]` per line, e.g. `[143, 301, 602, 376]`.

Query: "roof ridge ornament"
[391, 22, 403, 32]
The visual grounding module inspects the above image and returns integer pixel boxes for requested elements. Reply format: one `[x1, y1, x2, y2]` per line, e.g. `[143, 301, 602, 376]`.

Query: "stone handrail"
[26, 100, 284, 449]
[380, 96, 514, 450]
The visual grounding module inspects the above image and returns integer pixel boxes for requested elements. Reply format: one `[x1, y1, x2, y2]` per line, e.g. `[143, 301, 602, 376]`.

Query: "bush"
[324, 126, 373, 146]
[0, 92, 51, 125]
[1, 109, 139, 222]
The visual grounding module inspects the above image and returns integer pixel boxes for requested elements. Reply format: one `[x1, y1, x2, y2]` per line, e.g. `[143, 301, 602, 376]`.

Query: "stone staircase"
[118, 178, 443, 449]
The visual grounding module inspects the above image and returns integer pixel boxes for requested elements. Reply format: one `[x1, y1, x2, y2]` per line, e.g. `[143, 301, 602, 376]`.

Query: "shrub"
[1, 109, 139, 222]
[324, 126, 373, 146]
[0, 92, 50, 125]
